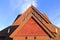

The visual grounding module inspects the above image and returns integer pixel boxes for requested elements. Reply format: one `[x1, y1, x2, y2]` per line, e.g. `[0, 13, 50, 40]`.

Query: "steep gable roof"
[10, 5, 53, 37]
[10, 9, 55, 38]
[10, 5, 60, 39]
[13, 5, 51, 25]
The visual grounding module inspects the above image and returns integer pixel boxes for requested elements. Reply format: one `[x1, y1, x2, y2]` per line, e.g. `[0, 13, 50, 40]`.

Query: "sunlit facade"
[0, 5, 60, 40]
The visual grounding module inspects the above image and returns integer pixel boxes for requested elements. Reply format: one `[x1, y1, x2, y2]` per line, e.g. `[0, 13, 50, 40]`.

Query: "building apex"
[28, 4, 35, 8]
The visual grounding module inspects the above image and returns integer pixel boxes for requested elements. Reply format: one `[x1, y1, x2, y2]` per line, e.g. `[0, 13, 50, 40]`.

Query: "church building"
[0, 5, 60, 40]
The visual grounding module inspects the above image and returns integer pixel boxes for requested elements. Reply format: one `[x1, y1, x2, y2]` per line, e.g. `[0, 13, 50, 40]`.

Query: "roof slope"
[10, 5, 59, 38]
[13, 5, 51, 25]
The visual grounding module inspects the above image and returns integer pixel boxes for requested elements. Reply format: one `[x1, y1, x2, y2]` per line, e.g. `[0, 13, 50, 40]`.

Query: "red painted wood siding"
[15, 18, 47, 37]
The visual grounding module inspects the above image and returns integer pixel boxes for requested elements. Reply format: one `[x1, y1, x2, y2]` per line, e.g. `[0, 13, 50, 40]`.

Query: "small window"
[31, 10, 34, 13]
[8, 28, 10, 33]
[26, 13, 30, 17]
[25, 37, 28, 39]
[22, 17, 25, 22]
[32, 10, 43, 22]
[39, 17, 43, 22]
[34, 36, 36, 39]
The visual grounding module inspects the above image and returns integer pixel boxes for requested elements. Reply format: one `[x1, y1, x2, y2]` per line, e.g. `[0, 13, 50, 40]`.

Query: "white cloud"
[10, 0, 37, 13]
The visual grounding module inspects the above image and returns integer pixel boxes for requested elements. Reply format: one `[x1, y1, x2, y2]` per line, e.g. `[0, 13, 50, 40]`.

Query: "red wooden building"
[0, 5, 60, 40]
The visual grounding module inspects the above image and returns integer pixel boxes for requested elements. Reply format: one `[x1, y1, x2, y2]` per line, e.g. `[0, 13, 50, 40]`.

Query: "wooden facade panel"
[13, 36, 50, 40]
[15, 18, 47, 37]
[13, 37, 25, 40]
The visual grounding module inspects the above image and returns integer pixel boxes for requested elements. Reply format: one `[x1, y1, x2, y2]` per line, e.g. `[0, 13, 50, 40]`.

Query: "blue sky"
[0, 0, 60, 31]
